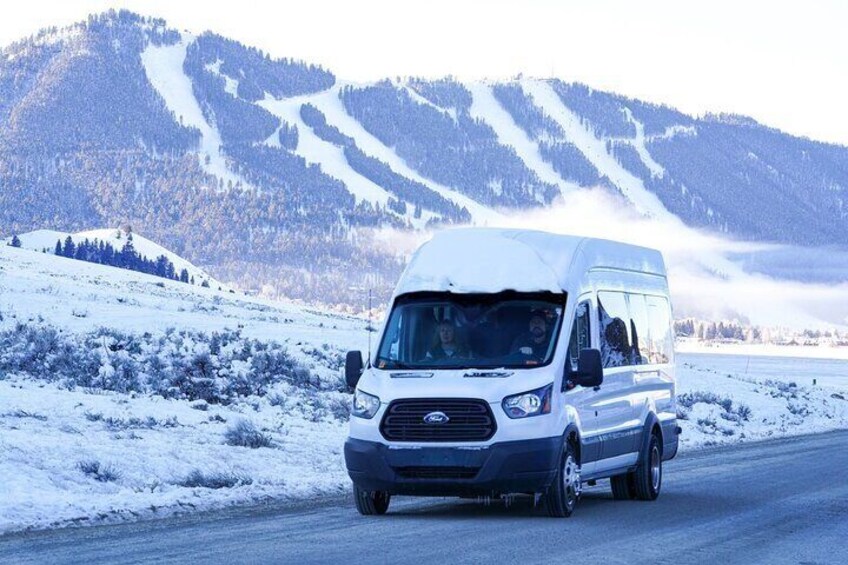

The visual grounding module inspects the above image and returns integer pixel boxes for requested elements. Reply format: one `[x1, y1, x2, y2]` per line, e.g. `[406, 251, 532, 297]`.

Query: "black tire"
[633, 432, 662, 501]
[353, 484, 391, 515]
[610, 473, 637, 500]
[544, 439, 581, 517]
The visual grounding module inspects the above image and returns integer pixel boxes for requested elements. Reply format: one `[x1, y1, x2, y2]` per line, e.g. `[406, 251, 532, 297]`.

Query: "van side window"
[646, 295, 673, 364]
[626, 293, 650, 366]
[598, 292, 631, 368]
[567, 301, 591, 370]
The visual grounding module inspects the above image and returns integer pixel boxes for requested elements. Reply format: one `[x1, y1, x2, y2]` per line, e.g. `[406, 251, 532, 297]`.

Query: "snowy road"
[2, 430, 847, 564]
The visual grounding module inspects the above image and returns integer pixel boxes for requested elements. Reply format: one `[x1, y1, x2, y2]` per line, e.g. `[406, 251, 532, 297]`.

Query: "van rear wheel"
[353, 484, 391, 515]
[633, 432, 662, 501]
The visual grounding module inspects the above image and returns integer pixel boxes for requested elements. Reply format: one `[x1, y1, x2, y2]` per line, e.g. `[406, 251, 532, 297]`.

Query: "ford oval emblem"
[423, 411, 450, 425]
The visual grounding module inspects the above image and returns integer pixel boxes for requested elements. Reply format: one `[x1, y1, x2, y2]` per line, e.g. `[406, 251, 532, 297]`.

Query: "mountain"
[1, 11, 847, 306]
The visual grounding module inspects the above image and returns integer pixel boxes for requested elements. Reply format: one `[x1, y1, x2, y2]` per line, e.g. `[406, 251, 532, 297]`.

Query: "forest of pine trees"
[51, 234, 190, 284]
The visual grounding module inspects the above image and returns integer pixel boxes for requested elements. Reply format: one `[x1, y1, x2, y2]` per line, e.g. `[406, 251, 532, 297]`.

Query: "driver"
[511, 308, 552, 359]
[426, 320, 469, 360]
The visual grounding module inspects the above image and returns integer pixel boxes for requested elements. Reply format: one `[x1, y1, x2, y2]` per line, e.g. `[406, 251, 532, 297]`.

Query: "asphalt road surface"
[2, 430, 847, 565]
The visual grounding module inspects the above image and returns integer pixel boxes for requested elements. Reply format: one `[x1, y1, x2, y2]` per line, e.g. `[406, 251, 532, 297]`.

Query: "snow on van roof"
[394, 228, 665, 295]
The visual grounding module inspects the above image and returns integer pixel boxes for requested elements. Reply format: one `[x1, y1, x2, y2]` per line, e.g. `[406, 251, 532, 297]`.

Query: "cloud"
[487, 188, 848, 328]
[368, 187, 847, 328]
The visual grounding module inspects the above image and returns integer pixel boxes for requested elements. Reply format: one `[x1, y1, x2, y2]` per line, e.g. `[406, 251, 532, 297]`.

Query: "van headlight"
[352, 389, 381, 419]
[502, 384, 553, 419]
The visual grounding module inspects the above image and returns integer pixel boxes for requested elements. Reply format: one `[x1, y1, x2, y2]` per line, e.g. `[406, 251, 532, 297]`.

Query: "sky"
[1, 0, 847, 146]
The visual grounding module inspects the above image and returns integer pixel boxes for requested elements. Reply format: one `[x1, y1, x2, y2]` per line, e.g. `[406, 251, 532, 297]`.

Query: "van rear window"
[599, 291, 673, 368]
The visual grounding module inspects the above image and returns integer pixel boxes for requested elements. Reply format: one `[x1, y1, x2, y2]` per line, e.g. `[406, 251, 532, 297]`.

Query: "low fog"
[375, 188, 848, 329]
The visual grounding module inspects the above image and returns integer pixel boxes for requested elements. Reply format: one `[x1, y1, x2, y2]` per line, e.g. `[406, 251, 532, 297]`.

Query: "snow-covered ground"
[675, 353, 847, 449]
[1, 243, 846, 534]
[0, 377, 349, 533]
[676, 339, 848, 361]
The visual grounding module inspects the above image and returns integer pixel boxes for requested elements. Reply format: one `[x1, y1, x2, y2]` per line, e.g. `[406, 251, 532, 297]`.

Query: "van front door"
[562, 298, 601, 470]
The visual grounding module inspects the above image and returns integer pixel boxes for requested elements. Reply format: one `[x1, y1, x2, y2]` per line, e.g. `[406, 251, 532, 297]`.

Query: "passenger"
[426, 321, 469, 360]
[602, 317, 630, 367]
[511, 309, 552, 359]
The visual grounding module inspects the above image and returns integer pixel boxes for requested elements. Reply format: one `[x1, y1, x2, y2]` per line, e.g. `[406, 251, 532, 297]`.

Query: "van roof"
[394, 228, 666, 296]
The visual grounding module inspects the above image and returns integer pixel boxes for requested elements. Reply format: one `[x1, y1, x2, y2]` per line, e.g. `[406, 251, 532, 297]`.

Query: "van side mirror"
[345, 350, 364, 389]
[567, 348, 603, 389]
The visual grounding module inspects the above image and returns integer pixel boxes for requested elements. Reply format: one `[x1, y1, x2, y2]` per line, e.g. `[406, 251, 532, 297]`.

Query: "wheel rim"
[650, 445, 661, 491]
[562, 454, 581, 507]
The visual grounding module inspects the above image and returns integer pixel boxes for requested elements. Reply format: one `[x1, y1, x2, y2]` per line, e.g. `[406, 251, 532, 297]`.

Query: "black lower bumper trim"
[344, 436, 561, 496]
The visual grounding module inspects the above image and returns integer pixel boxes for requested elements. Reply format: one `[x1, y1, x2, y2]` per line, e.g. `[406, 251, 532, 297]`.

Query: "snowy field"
[1, 244, 847, 534]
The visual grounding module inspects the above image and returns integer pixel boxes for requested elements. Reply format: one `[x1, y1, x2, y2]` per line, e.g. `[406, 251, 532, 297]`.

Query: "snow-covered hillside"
[1, 244, 847, 533]
[0, 244, 367, 357]
[8, 228, 224, 290]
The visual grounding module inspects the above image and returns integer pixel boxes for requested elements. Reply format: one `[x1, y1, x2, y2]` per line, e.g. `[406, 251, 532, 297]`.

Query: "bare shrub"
[224, 420, 272, 448]
[77, 460, 121, 482]
[177, 470, 252, 489]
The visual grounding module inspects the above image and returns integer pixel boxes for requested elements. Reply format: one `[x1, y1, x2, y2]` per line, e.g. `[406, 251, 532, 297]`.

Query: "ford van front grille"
[380, 398, 496, 442]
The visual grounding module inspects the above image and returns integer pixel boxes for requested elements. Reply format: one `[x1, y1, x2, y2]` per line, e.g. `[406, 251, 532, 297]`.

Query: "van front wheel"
[353, 484, 391, 515]
[544, 439, 580, 517]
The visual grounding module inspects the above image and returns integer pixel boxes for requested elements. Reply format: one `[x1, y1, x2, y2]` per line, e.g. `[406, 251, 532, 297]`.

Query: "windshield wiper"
[377, 360, 414, 370]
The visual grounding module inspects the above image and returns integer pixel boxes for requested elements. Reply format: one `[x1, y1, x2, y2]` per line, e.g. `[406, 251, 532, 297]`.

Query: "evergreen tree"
[10, 235, 21, 247]
[180, 268, 189, 283]
[62, 236, 75, 258]
[120, 236, 136, 269]
[154, 255, 170, 278]
[55, 240, 62, 255]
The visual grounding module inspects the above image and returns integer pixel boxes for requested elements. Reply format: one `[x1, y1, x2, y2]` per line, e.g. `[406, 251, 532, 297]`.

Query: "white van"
[344, 228, 679, 517]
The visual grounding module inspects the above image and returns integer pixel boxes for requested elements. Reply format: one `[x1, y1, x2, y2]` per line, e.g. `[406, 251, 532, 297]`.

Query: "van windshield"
[375, 292, 566, 370]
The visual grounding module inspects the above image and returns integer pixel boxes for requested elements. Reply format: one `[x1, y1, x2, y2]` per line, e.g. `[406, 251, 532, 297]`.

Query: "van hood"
[356, 366, 558, 405]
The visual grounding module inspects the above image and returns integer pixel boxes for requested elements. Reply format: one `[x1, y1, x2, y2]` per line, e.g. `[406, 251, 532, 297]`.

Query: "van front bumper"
[344, 436, 562, 496]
